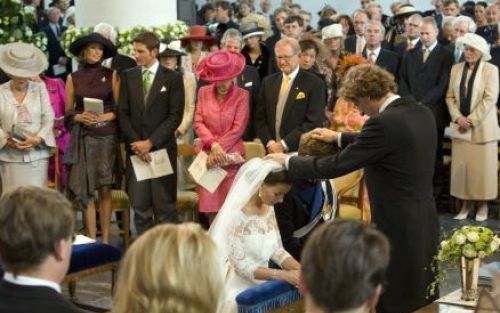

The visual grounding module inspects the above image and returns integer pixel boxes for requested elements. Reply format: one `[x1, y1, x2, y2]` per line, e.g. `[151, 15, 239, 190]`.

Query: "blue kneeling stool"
[0, 243, 120, 298]
[236, 280, 303, 313]
[63, 243, 121, 300]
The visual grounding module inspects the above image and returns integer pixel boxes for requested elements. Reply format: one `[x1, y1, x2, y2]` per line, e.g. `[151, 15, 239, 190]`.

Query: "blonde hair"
[112, 223, 223, 313]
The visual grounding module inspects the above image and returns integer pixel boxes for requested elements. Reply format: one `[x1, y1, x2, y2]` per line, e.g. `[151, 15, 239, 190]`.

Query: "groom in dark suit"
[268, 65, 439, 313]
[119, 32, 184, 235]
[255, 37, 325, 154]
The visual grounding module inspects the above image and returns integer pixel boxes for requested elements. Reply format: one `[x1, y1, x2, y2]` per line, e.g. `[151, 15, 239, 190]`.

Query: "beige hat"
[322, 24, 344, 40]
[0, 42, 48, 78]
[456, 33, 491, 61]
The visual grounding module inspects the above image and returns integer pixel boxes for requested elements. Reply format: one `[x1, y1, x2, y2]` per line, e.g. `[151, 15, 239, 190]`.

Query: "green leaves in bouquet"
[0, 0, 48, 53]
[428, 226, 500, 296]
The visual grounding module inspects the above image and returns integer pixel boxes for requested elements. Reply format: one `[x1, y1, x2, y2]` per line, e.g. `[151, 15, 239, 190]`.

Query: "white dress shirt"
[366, 46, 381, 63]
[142, 60, 159, 77]
[3, 272, 61, 293]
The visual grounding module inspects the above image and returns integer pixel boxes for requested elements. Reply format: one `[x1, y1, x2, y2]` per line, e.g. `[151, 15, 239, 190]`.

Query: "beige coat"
[176, 71, 196, 136]
[446, 61, 499, 144]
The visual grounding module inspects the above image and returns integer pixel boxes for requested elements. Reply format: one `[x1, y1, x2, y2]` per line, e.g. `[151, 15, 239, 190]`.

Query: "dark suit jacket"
[363, 48, 401, 77]
[111, 54, 137, 76]
[118, 65, 184, 205]
[275, 180, 333, 261]
[265, 33, 281, 75]
[393, 39, 422, 56]
[398, 44, 453, 127]
[42, 24, 70, 78]
[288, 97, 439, 313]
[237, 66, 261, 140]
[344, 35, 357, 54]
[490, 46, 500, 107]
[0, 70, 9, 85]
[0, 280, 83, 313]
[255, 69, 325, 152]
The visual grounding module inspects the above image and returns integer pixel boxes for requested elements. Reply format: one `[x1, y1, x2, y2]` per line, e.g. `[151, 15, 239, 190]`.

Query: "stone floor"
[66, 207, 500, 313]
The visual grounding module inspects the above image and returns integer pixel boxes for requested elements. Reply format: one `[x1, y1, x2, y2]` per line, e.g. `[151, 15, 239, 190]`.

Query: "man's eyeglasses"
[276, 54, 297, 61]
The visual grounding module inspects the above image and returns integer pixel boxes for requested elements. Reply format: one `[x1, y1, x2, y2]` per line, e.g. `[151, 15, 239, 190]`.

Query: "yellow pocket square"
[296, 92, 305, 100]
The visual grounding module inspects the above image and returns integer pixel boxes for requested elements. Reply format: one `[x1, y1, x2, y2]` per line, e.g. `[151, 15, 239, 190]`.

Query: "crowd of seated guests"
[0, 0, 499, 311]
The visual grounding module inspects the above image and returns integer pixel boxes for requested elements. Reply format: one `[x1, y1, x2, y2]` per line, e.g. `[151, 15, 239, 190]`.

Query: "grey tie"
[275, 75, 291, 140]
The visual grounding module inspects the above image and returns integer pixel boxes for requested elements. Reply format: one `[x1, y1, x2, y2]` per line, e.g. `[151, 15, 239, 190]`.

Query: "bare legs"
[84, 186, 113, 244]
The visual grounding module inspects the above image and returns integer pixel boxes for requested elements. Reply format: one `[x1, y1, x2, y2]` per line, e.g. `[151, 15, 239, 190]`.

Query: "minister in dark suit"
[119, 32, 184, 234]
[268, 64, 439, 313]
[255, 37, 325, 154]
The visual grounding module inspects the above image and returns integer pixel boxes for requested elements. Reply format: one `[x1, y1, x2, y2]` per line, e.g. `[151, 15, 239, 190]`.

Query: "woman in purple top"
[65, 33, 120, 244]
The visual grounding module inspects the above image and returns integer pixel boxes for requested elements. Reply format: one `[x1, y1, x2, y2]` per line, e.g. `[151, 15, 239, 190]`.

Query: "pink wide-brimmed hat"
[196, 50, 245, 82]
[180, 25, 216, 44]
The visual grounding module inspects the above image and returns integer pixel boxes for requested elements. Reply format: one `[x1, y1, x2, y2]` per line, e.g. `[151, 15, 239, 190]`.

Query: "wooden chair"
[177, 143, 199, 222]
[63, 242, 121, 312]
[243, 141, 266, 160]
[332, 169, 371, 224]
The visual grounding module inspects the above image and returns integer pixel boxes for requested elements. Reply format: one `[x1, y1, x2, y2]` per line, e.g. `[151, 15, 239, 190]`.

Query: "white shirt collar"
[3, 272, 61, 293]
[409, 38, 420, 46]
[283, 65, 300, 81]
[143, 60, 159, 75]
[379, 94, 401, 113]
[424, 40, 438, 52]
[367, 46, 381, 58]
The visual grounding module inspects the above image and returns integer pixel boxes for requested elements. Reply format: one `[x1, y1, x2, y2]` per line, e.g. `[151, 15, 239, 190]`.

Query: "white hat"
[456, 33, 491, 61]
[0, 42, 48, 78]
[322, 24, 344, 40]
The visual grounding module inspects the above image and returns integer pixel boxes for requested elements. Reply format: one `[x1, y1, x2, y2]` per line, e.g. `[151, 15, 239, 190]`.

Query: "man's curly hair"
[339, 64, 397, 103]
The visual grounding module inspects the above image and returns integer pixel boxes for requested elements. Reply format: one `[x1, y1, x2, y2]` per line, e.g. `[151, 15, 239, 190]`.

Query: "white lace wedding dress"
[219, 206, 291, 313]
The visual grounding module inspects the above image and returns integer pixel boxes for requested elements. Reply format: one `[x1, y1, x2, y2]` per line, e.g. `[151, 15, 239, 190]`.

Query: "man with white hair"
[345, 9, 370, 54]
[94, 23, 136, 75]
[363, 20, 401, 76]
[394, 13, 423, 55]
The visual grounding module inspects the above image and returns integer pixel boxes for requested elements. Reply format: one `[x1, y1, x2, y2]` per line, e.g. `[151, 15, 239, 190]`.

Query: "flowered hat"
[0, 42, 48, 78]
[195, 50, 245, 82]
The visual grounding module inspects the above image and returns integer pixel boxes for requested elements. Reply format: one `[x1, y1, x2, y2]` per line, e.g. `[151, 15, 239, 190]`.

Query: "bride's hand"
[282, 270, 300, 287]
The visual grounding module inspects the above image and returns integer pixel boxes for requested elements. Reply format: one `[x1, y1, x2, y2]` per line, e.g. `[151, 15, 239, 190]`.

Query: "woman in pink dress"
[194, 50, 249, 224]
[34, 75, 69, 188]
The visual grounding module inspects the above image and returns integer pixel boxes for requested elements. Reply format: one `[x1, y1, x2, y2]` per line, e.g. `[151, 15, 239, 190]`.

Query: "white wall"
[75, 0, 177, 28]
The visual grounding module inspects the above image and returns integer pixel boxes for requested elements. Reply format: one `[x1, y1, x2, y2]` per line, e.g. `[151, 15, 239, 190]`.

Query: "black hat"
[159, 40, 187, 58]
[240, 22, 265, 40]
[69, 32, 117, 59]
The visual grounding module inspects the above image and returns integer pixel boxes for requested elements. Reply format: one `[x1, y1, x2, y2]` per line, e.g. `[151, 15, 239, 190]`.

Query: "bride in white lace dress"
[209, 158, 301, 313]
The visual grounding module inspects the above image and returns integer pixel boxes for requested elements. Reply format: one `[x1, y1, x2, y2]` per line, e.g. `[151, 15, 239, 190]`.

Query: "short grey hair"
[221, 29, 243, 48]
[366, 20, 386, 36]
[94, 22, 117, 44]
[421, 16, 439, 31]
[452, 15, 477, 33]
[275, 37, 300, 55]
[47, 7, 60, 15]
[408, 13, 423, 25]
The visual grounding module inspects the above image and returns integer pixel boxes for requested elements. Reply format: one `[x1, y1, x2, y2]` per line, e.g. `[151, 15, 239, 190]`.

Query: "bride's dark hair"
[263, 170, 291, 186]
